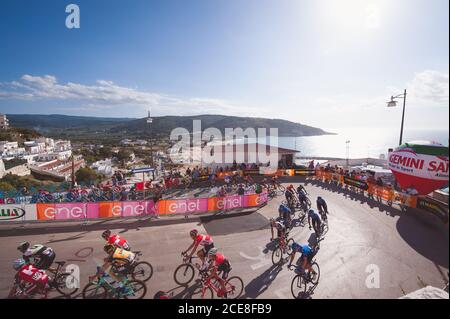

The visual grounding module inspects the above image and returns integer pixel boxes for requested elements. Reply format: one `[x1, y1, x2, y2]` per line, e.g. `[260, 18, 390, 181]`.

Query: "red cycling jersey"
[17, 265, 49, 289]
[195, 234, 213, 246]
[214, 253, 226, 267]
[108, 234, 130, 249]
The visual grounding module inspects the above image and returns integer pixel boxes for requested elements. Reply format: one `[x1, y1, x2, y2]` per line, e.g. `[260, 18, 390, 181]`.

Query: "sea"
[242, 127, 449, 160]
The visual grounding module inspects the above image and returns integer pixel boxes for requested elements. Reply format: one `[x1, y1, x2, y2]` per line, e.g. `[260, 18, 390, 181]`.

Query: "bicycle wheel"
[291, 275, 306, 299]
[310, 262, 321, 285]
[123, 280, 147, 299]
[224, 276, 244, 299]
[82, 282, 107, 299]
[190, 285, 214, 299]
[132, 261, 153, 282]
[278, 184, 286, 192]
[55, 272, 79, 296]
[174, 263, 195, 286]
[271, 247, 284, 265]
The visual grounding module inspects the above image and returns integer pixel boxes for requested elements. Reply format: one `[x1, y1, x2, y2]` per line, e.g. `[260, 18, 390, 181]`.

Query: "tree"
[75, 167, 100, 186]
[98, 146, 113, 159]
[115, 150, 132, 167]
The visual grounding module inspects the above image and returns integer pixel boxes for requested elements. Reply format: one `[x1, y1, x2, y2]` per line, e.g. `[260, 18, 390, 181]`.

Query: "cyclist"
[307, 209, 322, 235]
[297, 185, 308, 209]
[101, 243, 136, 276]
[102, 230, 131, 251]
[9, 259, 50, 298]
[271, 175, 279, 187]
[17, 242, 56, 271]
[206, 248, 232, 297]
[278, 204, 292, 228]
[316, 196, 328, 218]
[182, 229, 214, 269]
[287, 242, 317, 281]
[285, 185, 296, 209]
[270, 217, 287, 242]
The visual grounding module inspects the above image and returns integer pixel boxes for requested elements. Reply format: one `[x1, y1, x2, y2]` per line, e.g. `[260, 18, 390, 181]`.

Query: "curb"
[0, 205, 266, 237]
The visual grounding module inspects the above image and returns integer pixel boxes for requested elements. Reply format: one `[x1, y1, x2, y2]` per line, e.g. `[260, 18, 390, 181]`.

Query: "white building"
[0, 141, 20, 156]
[54, 140, 71, 152]
[91, 158, 115, 176]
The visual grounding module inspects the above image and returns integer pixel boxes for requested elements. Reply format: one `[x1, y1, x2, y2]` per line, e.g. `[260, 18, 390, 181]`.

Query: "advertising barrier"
[313, 170, 448, 223]
[0, 192, 268, 223]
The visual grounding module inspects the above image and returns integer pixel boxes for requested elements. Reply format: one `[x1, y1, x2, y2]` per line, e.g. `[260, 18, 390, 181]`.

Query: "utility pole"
[147, 110, 155, 181]
[346, 140, 350, 169]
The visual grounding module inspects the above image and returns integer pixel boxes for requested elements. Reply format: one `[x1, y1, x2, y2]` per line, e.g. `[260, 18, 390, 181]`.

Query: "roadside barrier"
[313, 170, 448, 224]
[0, 192, 268, 223]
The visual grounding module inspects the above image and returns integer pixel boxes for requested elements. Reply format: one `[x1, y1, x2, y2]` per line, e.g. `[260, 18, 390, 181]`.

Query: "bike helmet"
[17, 242, 30, 253]
[308, 209, 315, 214]
[317, 196, 322, 201]
[102, 230, 111, 239]
[13, 258, 26, 271]
[103, 244, 115, 254]
[208, 248, 218, 257]
[189, 229, 198, 237]
[288, 184, 294, 189]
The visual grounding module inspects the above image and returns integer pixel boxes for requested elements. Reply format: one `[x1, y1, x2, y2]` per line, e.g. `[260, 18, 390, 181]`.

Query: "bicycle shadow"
[240, 264, 283, 299]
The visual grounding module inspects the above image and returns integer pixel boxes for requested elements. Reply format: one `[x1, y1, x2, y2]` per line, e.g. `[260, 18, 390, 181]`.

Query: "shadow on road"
[241, 264, 283, 299]
[305, 178, 449, 270]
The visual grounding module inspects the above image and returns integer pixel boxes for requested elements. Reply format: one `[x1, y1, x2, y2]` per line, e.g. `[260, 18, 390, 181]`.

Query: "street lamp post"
[387, 89, 407, 146]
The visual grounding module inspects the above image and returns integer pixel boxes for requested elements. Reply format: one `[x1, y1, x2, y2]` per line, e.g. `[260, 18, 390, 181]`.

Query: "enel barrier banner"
[3, 192, 268, 222]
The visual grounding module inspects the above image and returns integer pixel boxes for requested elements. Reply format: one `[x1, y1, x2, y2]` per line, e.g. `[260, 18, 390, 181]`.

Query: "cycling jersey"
[297, 186, 306, 195]
[214, 253, 231, 279]
[285, 190, 294, 200]
[195, 234, 214, 246]
[279, 205, 291, 220]
[108, 235, 130, 250]
[23, 245, 55, 270]
[214, 253, 226, 267]
[17, 264, 49, 289]
[300, 245, 313, 256]
[109, 248, 136, 264]
[317, 198, 327, 208]
[308, 210, 321, 221]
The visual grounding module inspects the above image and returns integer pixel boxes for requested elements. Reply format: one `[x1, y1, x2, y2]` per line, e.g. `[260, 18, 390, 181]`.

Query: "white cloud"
[406, 70, 449, 104]
[0, 74, 254, 116]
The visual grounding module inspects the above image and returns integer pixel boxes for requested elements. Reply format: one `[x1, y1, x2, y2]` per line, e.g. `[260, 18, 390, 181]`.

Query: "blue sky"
[0, 0, 448, 131]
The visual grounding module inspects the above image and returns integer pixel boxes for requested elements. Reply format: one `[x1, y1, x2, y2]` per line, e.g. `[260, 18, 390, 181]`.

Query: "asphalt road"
[1, 180, 448, 299]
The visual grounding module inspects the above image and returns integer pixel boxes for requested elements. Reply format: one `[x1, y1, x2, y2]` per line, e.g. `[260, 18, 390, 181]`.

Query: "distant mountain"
[7, 114, 134, 133]
[115, 115, 333, 137]
[7, 114, 333, 142]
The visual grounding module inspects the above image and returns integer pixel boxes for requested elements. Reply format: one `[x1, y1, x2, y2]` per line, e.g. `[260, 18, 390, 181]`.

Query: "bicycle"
[120, 251, 153, 282]
[47, 261, 80, 296]
[82, 270, 147, 299]
[318, 207, 328, 223]
[173, 252, 205, 286]
[190, 270, 244, 299]
[272, 233, 294, 266]
[289, 261, 321, 299]
[8, 261, 78, 299]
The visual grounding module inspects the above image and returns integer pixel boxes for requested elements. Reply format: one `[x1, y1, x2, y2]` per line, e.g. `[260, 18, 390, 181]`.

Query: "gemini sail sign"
[388, 141, 449, 195]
